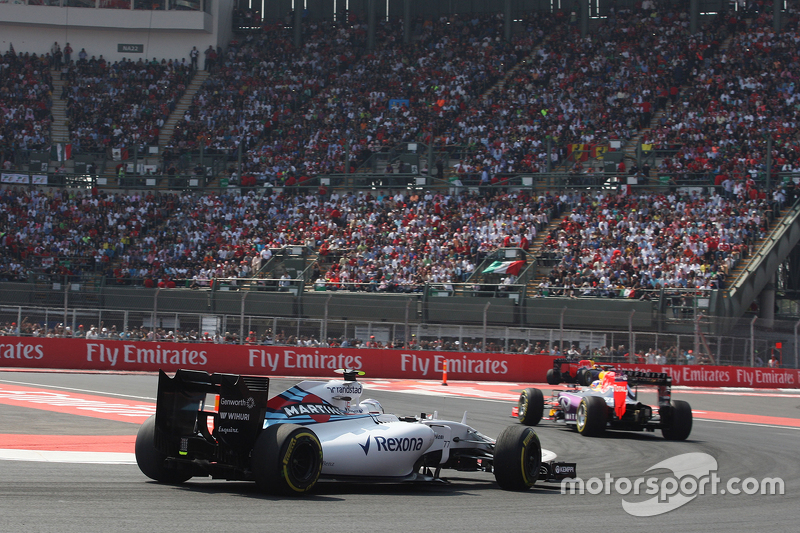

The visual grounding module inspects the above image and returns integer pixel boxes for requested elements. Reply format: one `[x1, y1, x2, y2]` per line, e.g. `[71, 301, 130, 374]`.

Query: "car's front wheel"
[493, 425, 542, 491]
[517, 388, 544, 426]
[252, 424, 323, 495]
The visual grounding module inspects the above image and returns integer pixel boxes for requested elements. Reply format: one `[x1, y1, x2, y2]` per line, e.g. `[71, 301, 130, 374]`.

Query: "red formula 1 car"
[518, 369, 692, 440]
[545, 358, 606, 386]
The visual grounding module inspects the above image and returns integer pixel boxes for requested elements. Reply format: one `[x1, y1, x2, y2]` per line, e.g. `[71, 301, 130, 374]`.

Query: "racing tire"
[493, 425, 542, 491]
[135, 414, 192, 484]
[577, 368, 594, 387]
[576, 396, 607, 437]
[661, 400, 693, 441]
[545, 369, 560, 386]
[517, 388, 543, 426]
[252, 424, 323, 495]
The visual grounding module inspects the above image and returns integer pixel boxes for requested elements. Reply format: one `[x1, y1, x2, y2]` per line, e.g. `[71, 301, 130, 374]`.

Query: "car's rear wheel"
[576, 396, 607, 437]
[546, 369, 560, 385]
[577, 368, 594, 386]
[135, 414, 192, 484]
[517, 388, 543, 426]
[661, 400, 693, 441]
[252, 424, 322, 495]
[493, 425, 541, 491]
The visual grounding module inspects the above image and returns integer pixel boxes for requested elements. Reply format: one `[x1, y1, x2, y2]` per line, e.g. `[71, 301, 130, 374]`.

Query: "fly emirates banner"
[0, 337, 797, 389]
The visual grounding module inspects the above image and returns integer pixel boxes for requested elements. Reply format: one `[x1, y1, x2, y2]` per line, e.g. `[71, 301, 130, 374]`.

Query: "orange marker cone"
[442, 361, 448, 386]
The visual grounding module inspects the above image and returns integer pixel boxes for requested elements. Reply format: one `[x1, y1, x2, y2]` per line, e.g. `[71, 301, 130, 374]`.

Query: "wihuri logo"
[561, 452, 784, 517]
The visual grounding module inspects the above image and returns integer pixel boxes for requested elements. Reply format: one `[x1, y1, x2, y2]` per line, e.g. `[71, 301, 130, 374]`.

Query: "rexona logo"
[374, 436, 424, 453]
[360, 436, 424, 455]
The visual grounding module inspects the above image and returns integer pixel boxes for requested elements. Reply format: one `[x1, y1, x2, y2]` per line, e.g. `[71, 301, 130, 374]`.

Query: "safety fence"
[2, 303, 798, 370]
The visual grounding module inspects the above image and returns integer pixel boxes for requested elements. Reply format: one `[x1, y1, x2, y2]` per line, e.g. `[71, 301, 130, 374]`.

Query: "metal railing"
[5, 166, 800, 193]
[1, 303, 796, 369]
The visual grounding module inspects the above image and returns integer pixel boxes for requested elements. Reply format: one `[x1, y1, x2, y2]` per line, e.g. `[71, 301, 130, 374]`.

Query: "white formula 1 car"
[135, 369, 575, 494]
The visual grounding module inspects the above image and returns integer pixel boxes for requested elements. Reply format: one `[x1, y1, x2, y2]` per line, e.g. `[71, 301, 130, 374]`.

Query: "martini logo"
[282, 404, 342, 417]
[278, 392, 343, 423]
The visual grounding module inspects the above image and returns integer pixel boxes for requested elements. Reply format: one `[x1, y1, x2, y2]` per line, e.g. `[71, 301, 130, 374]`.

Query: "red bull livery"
[516, 369, 692, 440]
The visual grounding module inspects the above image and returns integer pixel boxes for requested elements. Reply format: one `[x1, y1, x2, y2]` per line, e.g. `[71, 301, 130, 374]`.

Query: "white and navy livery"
[135, 369, 575, 494]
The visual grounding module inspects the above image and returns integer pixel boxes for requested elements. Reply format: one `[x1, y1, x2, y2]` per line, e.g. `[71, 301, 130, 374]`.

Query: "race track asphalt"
[0, 371, 798, 533]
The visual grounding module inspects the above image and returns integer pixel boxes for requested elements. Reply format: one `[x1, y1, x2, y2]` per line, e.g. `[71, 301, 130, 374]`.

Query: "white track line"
[0, 449, 136, 464]
[0, 379, 156, 401]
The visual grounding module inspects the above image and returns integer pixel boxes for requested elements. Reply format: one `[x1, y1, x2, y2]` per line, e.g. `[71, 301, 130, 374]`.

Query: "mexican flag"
[482, 260, 525, 276]
[50, 143, 72, 161]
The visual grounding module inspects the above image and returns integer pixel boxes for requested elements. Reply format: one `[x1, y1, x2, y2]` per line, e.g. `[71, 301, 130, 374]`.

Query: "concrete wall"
[427, 296, 517, 325]
[302, 293, 416, 322]
[212, 290, 296, 317]
[1, 283, 657, 330]
[524, 298, 654, 329]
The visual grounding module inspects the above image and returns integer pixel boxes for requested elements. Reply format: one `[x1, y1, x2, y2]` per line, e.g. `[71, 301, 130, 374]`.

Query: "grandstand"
[1, 0, 800, 366]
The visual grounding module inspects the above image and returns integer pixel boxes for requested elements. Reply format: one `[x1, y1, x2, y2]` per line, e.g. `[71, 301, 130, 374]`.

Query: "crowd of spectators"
[258, 12, 536, 180]
[187, 2, 735, 187]
[167, 11, 539, 184]
[441, 1, 728, 183]
[163, 3, 728, 185]
[91, 187, 562, 290]
[0, 184, 568, 290]
[2, 4, 799, 296]
[167, 20, 363, 162]
[0, 49, 52, 154]
[0, 176, 793, 299]
[536, 186, 788, 298]
[641, 10, 800, 185]
[62, 56, 193, 153]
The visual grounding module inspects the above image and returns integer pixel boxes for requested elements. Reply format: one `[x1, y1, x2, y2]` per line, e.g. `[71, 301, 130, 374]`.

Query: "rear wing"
[619, 370, 671, 386]
[154, 369, 269, 463]
[551, 358, 569, 373]
[619, 370, 672, 406]
[552, 358, 603, 371]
